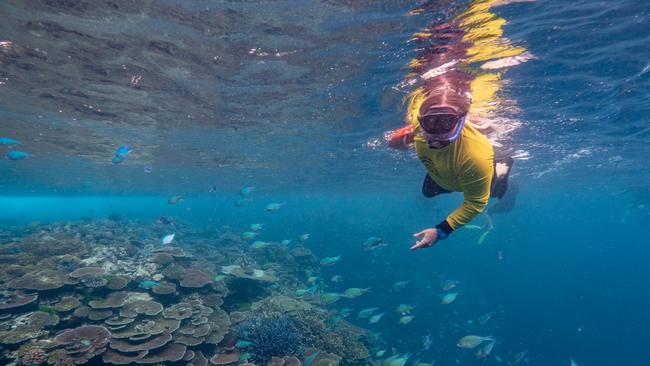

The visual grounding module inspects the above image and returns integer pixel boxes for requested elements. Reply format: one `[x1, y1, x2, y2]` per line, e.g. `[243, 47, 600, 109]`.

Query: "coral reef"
[0, 219, 372, 366]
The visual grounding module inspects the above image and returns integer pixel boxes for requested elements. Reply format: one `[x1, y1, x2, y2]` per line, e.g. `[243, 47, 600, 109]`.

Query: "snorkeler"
[387, 0, 534, 249]
[392, 73, 514, 250]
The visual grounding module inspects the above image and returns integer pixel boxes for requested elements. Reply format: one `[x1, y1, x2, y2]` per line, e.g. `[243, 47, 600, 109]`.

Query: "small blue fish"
[235, 340, 254, 348]
[144, 165, 153, 173]
[369, 312, 385, 324]
[303, 351, 320, 366]
[392, 280, 409, 292]
[235, 198, 252, 207]
[330, 275, 343, 283]
[161, 233, 175, 245]
[250, 241, 270, 249]
[0, 137, 20, 145]
[441, 292, 458, 304]
[320, 255, 342, 266]
[239, 186, 255, 196]
[265, 202, 285, 212]
[339, 308, 352, 317]
[111, 155, 125, 164]
[239, 352, 254, 362]
[358, 307, 379, 319]
[138, 280, 159, 289]
[168, 195, 184, 205]
[363, 236, 387, 251]
[294, 285, 318, 297]
[115, 146, 131, 157]
[6, 150, 29, 160]
[249, 223, 264, 231]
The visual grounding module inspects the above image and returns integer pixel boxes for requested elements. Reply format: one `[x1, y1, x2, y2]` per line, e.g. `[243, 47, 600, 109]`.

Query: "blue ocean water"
[1, 0, 649, 365]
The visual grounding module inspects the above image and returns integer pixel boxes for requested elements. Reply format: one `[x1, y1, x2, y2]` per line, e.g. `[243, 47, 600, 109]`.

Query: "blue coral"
[235, 311, 303, 363]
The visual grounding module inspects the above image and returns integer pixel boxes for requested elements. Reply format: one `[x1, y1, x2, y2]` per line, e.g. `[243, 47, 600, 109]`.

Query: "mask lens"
[420, 114, 458, 134]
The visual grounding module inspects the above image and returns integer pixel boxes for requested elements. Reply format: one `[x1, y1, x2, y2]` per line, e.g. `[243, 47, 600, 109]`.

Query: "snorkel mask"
[419, 106, 466, 149]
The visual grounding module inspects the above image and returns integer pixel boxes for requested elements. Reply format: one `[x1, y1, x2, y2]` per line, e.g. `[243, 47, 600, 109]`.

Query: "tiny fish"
[339, 308, 351, 317]
[239, 186, 255, 196]
[297, 234, 310, 242]
[208, 185, 217, 193]
[375, 350, 387, 358]
[115, 146, 131, 157]
[235, 340, 254, 348]
[388, 354, 410, 366]
[111, 155, 125, 164]
[510, 350, 527, 364]
[295, 285, 318, 297]
[6, 150, 29, 160]
[363, 236, 387, 251]
[235, 198, 252, 207]
[144, 165, 153, 173]
[265, 202, 285, 211]
[476, 340, 495, 363]
[357, 307, 379, 319]
[320, 255, 342, 266]
[476, 312, 493, 326]
[307, 276, 319, 284]
[439, 279, 458, 292]
[342, 287, 370, 298]
[463, 224, 483, 230]
[330, 275, 343, 283]
[138, 280, 159, 289]
[395, 304, 415, 314]
[281, 239, 292, 245]
[392, 280, 409, 292]
[441, 292, 458, 304]
[249, 223, 264, 231]
[239, 352, 253, 362]
[399, 316, 414, 324]
[570, 357, 579, 366]
[213, 275, 226, 282]
[320, 292, 342, 304]
[0, 137, 20, 145]
[242, 231, 258, 240]
[303, 351, 320, 366]
[369, 312, 385, 324]
[168, 195, 184, 205]
[477, 230, 491, 245]
[161, 233, 175, 245]
[457, 335, 495, 349]
[250, 241, 270, 249]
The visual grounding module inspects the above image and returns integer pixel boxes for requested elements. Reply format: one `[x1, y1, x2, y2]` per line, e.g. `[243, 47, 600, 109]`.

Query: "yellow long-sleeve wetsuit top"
[409, 96, 494, 230]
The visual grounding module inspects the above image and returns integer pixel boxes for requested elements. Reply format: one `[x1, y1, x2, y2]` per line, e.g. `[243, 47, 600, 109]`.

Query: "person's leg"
[488, 181, 518, 215]
[491, 151, 513, 199]
[423, 174, 451, 198]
